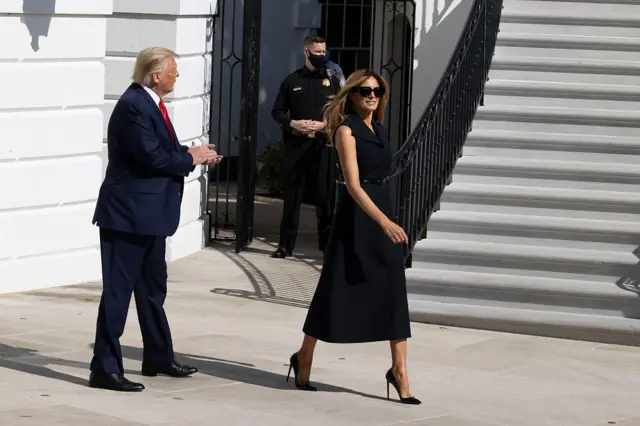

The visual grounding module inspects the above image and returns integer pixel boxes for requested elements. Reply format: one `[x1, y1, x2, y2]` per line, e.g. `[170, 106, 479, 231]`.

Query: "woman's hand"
[381, 219, 408, 244]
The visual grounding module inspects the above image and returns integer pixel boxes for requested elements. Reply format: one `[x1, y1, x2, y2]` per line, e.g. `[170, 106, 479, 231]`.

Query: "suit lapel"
[349, 113, 384, 147]
[372, 121, 388, 148]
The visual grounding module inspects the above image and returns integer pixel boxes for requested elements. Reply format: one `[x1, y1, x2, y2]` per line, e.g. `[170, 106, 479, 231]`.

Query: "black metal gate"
[235, 0, 262, 252]
[372, 0, 415, 152]
[319, 0, 415, 152]
[208, 0, 262, 253]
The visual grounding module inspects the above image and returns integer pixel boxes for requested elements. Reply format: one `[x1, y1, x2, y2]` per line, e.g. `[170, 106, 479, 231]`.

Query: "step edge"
[405, 270, 637, 300]
[498, 32, 640, 44]
[477, 104, 640, 120]
[412, 240, 640, 265]
[455, 157, 640, 175]
[501, 12, 640, 27]
[467, 129, 640, 145]
[408, 300, 640, 343]
[492, 56, 640, 71]
[447, 182, 640, 200]
[429, 211, 640, 234]
[484, 79, 640, 98]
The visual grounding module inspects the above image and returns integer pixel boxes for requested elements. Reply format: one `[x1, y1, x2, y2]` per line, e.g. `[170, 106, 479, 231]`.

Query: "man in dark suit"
[89, 47, 222, 392]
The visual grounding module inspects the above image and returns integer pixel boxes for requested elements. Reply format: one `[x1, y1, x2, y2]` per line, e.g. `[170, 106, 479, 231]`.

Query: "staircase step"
[406, 266, 637, 308]
[495, 45, 640, 62]
[485, 79, 640, 101]
[503, 0, 640, 18]
[428, 210, 640, 244]
[461, 147, 635, 164]
[454, 154, 640, 183]
[407, 297, 640, 346]
[500, 22, 640, 39]
[409, 0, 640, 345]
[419, 228, 636, 250]
[505, 0, 640, 4]
[473, 118, 638, 138]
[483, 79, 640, 110]
[465, 129, 640, 155]
[439, 202, 640, 222]
[412, 234, 640, 276]
[451, 175, 640, 193]
[501, 5, 640, 29]
[476, 104, 640, 127]
[489, 69, 640, 87]
[498, 32, 640, 52]
[484, 95, 637, 111]
[442, 182, 640, 213]
[490, 56, 640, 78]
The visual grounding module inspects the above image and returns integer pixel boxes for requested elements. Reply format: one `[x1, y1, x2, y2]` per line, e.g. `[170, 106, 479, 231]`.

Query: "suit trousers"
[90, 228, 174, 374]
[279, 136, 336, 253]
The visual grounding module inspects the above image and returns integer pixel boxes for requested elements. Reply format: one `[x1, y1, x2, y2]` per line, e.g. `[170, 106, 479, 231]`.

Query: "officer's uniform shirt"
[271, 66, 342, 133]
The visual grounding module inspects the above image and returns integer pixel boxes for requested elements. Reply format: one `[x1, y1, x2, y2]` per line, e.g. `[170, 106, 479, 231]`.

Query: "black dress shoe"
[141, 360, 198, 378]
[89, 372, 145, 392]
[271, 248, 290, 258]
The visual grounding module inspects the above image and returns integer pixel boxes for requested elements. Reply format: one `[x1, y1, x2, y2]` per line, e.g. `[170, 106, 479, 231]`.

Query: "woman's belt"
[336, 178, 388, 185]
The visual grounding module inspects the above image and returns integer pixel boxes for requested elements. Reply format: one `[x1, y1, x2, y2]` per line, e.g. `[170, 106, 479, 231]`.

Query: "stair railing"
[388, 0, 503, 266]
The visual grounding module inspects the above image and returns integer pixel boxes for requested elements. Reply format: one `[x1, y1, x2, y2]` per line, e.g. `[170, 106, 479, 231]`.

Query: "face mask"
[307, 52, 326, 69]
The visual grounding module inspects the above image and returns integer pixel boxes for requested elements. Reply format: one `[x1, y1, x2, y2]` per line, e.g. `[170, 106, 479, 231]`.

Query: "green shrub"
[257, 140, 285, 197]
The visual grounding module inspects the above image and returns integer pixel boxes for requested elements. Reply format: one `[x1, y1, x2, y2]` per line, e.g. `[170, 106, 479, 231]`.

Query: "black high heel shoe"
[286, 352, 317, 391]
[385, 368, 421, 405]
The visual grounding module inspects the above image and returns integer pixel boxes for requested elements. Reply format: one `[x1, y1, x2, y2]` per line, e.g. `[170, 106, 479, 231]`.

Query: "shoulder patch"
[292, 86, 302, 91]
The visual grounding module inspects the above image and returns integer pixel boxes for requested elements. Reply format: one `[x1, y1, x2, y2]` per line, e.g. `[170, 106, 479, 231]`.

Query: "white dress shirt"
[143, 85, 161, 108]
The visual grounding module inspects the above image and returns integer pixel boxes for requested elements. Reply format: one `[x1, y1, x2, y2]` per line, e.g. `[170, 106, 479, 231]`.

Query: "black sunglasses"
[351, 86, 385, 98]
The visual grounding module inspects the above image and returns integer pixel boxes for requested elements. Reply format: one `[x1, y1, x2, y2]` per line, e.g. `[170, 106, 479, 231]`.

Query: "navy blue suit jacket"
[92, 83, 195, 237]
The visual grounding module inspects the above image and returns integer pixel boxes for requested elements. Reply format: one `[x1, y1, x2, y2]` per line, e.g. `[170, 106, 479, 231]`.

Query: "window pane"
[361, 5, 372, 48]
[326, 6, 344, 46]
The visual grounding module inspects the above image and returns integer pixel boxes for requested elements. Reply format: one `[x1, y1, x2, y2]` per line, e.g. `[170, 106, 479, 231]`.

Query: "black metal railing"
[388, 0, 503, 266]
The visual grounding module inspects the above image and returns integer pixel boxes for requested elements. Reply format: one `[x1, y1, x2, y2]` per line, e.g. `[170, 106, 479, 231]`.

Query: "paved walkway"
[2, 237, 640, 425]
[2, 197, 640, 425]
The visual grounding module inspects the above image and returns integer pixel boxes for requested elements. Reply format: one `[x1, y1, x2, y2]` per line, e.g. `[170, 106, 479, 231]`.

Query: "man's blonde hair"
[132, 47, 176, 87]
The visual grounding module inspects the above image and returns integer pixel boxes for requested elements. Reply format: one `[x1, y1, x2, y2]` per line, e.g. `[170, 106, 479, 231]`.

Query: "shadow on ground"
[118, 345, 388, 401]
[208, 185, 326, 310]
[0, 342, 387, 401]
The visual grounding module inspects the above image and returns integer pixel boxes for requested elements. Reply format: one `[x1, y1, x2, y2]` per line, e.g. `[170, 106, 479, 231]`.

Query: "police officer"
[324, 49, 346, 87]
[270, 35, 342, 258]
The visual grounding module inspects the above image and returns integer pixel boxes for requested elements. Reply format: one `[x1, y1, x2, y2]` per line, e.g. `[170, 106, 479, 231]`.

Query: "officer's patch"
[322, 79, 330, 87]
[293, 87, 302, 91]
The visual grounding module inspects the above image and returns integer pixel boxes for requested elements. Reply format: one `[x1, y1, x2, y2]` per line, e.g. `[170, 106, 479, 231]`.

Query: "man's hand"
[188, 143, 222, 165]
[307, 121, 326, 132]
[290, 119, 311, 134]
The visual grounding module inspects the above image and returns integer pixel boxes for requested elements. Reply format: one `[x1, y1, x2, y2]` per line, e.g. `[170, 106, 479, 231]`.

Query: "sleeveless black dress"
[302, 113, 411, 343]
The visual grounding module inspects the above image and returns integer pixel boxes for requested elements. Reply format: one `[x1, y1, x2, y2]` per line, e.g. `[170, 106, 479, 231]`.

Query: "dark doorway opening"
[318, 0, 415, 152]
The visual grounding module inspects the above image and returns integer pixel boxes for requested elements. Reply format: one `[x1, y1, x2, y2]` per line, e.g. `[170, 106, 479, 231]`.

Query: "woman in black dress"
[286, 69, 420, 405]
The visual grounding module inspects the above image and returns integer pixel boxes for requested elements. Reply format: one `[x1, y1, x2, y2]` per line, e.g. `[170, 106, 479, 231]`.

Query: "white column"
[103, 0, 217, 262]
[0, 0, 112, 293]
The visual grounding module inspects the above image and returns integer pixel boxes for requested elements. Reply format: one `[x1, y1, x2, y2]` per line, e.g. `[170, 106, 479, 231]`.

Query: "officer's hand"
[290, 119, 310, 134]
[308, 121, 326, 132]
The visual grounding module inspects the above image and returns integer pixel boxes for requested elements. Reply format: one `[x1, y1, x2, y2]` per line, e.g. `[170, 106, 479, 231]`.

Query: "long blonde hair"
[323, 69, 390, 144]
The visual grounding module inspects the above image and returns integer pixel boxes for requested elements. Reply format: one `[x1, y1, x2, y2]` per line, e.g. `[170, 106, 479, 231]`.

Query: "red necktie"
[158, 99, 175, 144]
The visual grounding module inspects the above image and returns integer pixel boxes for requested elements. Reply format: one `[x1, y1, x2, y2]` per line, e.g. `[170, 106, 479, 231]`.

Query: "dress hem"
[302, 330, 411, 344]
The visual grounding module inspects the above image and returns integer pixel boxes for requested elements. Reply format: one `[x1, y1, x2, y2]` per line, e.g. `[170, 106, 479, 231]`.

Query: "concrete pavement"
[2, 235, 640, 425]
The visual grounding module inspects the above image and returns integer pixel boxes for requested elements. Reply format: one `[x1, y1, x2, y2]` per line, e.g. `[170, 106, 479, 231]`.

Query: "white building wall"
[103, 0, 217, 262]
[0, 0, 112, 293]
[411, 0, 474, 127]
